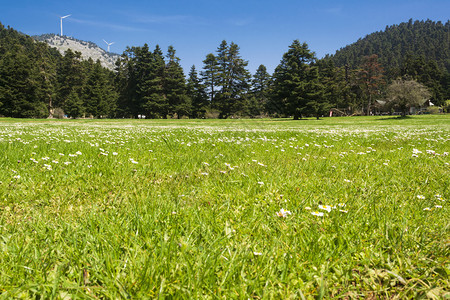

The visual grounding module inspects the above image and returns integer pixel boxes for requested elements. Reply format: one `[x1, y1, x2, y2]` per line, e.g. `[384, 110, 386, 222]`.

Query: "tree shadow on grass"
[268, 118, 319, 122]
[375, 115, 412, 121]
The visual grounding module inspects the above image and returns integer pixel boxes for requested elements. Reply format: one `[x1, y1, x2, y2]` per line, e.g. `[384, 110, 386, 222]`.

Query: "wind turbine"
[60, 14, 71, 36]
[103, 39, 115, 52]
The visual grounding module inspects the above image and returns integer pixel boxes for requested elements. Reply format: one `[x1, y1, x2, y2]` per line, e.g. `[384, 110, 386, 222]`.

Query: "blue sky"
[1, 0, 449, 74]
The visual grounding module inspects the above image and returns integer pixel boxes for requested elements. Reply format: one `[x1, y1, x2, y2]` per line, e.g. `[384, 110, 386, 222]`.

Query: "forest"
[0, 19, 449, 119]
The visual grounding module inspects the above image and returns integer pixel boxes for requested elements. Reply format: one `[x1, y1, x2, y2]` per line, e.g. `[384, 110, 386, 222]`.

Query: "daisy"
[311, 211, 324, 217]
[276, 208, 292, 218]
[318, 205, 332, 212]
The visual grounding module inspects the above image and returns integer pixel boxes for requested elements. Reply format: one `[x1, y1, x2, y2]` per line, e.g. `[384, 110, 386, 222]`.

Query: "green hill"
[327, 19, 450, 72]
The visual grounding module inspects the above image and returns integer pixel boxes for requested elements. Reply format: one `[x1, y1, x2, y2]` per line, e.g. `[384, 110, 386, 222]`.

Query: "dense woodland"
[0, 19, 449, 119]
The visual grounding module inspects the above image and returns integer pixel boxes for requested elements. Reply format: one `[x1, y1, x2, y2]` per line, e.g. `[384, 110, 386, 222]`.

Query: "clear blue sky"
[1, 0, 449, 74]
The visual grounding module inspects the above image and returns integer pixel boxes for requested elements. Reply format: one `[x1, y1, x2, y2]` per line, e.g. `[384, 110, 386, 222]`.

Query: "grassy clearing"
[0, 115, 449, 298]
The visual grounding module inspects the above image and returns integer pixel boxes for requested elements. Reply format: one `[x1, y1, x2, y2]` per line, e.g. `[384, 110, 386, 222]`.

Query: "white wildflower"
[311, 211, 324, 217]
[318, 205, 332, 212]
[276, 208, 291, 218]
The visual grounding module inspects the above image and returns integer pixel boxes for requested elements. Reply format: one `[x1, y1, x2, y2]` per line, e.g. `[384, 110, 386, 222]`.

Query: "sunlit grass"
[0, 115, 449, 298]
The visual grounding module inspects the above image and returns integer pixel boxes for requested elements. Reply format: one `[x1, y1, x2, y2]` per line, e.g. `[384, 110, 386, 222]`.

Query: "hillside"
[328, 19, 450, 72]
[33, 34, 120, 70]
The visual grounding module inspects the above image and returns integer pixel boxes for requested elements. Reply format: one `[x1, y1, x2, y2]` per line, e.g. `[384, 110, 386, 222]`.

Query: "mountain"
[327, 19, 450, 72]
[33, 34, 120, 70]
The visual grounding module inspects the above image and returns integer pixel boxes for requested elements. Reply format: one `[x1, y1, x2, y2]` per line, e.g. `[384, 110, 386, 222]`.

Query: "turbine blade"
[62, 14, 71, 19]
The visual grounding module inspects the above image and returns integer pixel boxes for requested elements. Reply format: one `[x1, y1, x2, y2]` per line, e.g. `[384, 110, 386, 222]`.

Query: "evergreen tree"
[33, 42, 58, 118]
[401, 55, 446, 105]
[165, 46, 190, 118]
[135, 44, 155, 117]
[272, 40, 322, 119]
[214, 41, 251, 118]
[303, 65, 328, 119]
[316, 59, 356, 115]
[65, 89, 84, 118]
[187, 65, 208, 118]
[142, 45, 168, 118]
[250, 64, 271, 116]
[201, 53, 219, 106]
[0, 24, 56, 118]
[0, 45, 47, 118]
[84, 60, 113, 118]
[115, 46, 140, 118]
[56, 49, 84, 115]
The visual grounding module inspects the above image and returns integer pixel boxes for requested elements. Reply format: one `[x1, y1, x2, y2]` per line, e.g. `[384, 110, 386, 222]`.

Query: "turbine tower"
[103, 39, 115, 52]
[60, 14, 71, 36]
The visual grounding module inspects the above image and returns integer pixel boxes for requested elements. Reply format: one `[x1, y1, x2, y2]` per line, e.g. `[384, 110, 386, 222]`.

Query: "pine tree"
[250, 64, 271, 116]
[56, 49, 84, 115]
[201, 53, 218, 106]
[165, 46, 190, 118]
[33, 42, 58, 118]
[142, 45, 168, 118]
[135, 44, 155, 117]
[115, 46, 140, 118]
[215, 41, 251, 118]
[0, 44, 47, 118]
[303, 66, 328, 119]
[65, 89, 84, 118]
[187, 65, 208, 118]
[316, 59, 356, 114]
[401, 55, 446, 105]
[272, 40, 320, 119]
[84, 60, 111, 118]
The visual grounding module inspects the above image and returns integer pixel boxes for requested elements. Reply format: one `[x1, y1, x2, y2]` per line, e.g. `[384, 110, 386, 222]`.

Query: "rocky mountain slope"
[33, 34, 120, 70]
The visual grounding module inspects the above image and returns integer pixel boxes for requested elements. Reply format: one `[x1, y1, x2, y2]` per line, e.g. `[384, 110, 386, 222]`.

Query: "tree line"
[0, 20, 449, 119]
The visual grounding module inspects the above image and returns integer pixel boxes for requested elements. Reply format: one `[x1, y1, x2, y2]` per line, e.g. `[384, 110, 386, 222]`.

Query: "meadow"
[0, 115, 448, 299]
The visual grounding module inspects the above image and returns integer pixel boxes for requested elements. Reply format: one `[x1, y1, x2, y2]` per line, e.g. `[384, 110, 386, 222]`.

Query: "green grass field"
[0, 115, 449, 299]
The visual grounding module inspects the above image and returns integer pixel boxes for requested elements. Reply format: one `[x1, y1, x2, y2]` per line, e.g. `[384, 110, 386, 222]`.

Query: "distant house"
[374, 100, 389, 114]
[374, 99, 435, 115]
